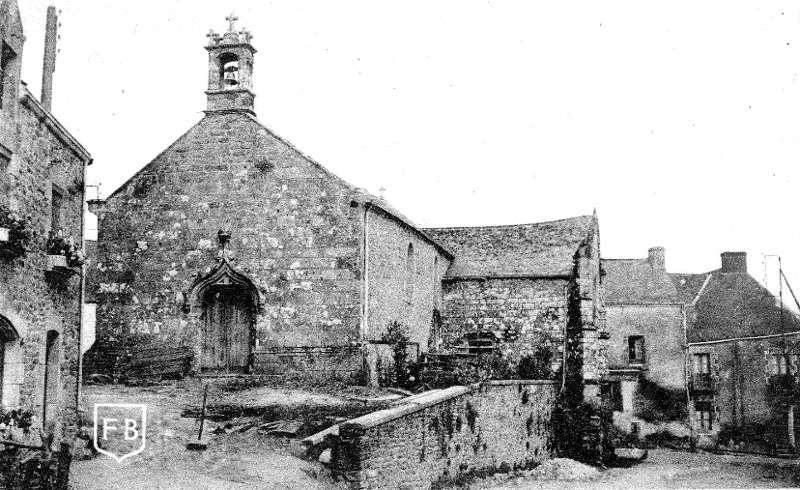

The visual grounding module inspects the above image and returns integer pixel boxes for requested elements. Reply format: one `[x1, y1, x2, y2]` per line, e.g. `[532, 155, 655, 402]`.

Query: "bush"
[380, 321, 416, 389]
[634, 378, 687, 423]
[0, 207, 34, 262]
[551, 392, 613, 465]
[517, 346, 554, 380]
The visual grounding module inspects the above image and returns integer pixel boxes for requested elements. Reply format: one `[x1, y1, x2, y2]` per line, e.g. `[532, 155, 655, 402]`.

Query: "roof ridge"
[423, 215, 594, 231]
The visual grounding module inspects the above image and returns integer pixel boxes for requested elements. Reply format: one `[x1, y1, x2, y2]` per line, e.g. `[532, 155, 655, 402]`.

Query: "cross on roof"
[206, 29, 217, 40]
[226, 12, 239, 32]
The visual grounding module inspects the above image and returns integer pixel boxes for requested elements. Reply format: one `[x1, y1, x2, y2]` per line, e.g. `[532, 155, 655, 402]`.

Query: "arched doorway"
[184, 260, 262, 373]
[201, 285, 254, 371]
[0, 315, 19, 404]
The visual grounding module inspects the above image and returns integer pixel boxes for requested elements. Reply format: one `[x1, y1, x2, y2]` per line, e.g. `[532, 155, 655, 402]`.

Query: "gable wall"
[90, 113, 366, 372]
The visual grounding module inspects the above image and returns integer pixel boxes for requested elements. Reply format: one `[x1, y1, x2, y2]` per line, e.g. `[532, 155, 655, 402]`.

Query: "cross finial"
[379, 187, 386, 199]
[226, 12, 239, 32]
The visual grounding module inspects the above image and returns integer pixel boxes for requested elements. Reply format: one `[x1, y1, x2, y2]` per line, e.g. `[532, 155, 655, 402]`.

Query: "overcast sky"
[15, 1, 800, 301]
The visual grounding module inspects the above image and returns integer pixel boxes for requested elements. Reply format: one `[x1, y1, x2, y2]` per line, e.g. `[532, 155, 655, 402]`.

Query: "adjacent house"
[0, 0, 92, 445]
[602, 247, 686, 432]
[425, 215, 608, 403]
[674, 252, 800, 450]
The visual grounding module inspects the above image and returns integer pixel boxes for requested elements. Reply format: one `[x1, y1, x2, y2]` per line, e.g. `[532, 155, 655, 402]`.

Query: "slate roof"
[423, 215, 595, 278]
[670, 269, 800, 343]
[602, 258, 679, 305]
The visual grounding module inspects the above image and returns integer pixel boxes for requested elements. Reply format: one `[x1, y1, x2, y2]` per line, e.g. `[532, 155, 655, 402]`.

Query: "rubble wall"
[334, 380, 556, 490]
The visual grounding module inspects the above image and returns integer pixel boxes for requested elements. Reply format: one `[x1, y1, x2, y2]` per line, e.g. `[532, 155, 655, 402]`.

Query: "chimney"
[40, 6, 58, 111]
[720, 252, 747, 273]
[648, 246, 665, 270]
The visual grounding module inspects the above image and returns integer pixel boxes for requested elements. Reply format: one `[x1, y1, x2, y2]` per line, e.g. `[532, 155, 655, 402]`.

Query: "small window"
[0, 43, 16, 110]
[51, 185, 64, 232]
[628, 336, 645, 363]
[693, 353, 711, 374]
[405, 243, 415, 304]
[770, 353, 798, 375]
[695, 401, 713, 430]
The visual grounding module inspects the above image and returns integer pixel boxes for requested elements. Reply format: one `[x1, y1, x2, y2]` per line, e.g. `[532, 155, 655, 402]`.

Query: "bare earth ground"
[71, 381, 800, 490]
[70, 380, 352, 490]
[479, 450, 800, 490]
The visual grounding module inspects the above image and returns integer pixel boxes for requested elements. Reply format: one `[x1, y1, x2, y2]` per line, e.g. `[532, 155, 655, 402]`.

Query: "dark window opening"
[693, 353, 711, 374]
[405, 243, 415, 304]
[51, 185, 64, 232]
[695, 401, 713, 430]
[609, 381, 623, 412]
[628, 335, 645, 363]
[464, 331, 497, 356]
[0, 43, 16, 110]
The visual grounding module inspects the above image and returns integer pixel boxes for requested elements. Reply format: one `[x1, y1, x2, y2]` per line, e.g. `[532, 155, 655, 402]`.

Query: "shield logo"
[93, 404, 147, 462]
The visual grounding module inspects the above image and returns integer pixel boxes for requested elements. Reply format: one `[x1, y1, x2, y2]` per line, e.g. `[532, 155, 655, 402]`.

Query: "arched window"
[405, 243, 415, 304]
[0, 316, 18, 404]
[219, 53, 240, 88]
[43, 330, 61, 429]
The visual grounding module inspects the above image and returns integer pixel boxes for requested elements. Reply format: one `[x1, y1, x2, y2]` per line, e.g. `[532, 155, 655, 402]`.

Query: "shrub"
[517, 346, 554, 380]
[0, 206, 34, 262]
[45, 230, 84, 267]
[380, 321, 415, 389]
[634, 377, 687, 423]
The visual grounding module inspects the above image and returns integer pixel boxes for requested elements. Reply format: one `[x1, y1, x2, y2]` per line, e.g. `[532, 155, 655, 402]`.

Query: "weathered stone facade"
[86, 19, 452, 383]
[334, 381, 557, 490]
[426, 216, 607, 404]
[602, 249, 687, 429]
[0, 0, 91, 443]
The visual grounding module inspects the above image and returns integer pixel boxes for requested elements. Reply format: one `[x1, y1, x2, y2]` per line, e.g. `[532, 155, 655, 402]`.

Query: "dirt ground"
[70, 380, 356, 490]
[70, 381, 800, 489]
[480, 449, 800, 490]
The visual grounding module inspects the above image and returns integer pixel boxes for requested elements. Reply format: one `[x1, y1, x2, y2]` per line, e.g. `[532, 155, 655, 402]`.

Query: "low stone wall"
[333, 380, 557, 490]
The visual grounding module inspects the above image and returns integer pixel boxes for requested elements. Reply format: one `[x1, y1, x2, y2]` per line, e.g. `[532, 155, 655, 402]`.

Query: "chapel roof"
[423, 215, 596, 279]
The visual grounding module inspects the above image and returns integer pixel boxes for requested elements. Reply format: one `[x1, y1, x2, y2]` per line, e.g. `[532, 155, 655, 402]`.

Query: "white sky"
[15, 1, 800, 303]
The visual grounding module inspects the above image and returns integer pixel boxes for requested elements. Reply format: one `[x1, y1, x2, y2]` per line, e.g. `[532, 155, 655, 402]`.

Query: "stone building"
[86, 17, 452, 384]
[425, 215, 608, 403]
[0, 0, 92, 444]
[86, 17, 609, 396]
[673, 252, 800, 449]
[602, 247, 686, 432]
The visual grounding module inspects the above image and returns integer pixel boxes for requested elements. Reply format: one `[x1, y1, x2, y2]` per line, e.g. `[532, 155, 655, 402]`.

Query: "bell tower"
[205, 13, 256, 115]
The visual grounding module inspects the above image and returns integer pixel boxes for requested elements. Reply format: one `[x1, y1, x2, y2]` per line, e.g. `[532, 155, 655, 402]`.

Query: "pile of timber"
[120, 345, 194, 384]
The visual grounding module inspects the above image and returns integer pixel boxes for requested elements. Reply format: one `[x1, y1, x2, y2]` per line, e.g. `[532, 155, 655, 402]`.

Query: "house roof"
[423, 215, 596, 278]
[601, 258, 679, 305]
[670, 269, 800, 342]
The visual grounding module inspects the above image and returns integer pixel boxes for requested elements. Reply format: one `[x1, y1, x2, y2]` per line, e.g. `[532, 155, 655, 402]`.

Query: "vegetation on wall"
[45, 231, 85, 267]
[634, 377, 687, 423]
[0, 206, 34, 262]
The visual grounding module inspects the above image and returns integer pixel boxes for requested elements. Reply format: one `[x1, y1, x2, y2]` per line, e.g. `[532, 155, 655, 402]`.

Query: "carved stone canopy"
[183, 260, 264, 314]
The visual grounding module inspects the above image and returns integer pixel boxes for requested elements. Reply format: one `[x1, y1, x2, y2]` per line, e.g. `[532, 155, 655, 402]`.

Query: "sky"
[14, 1, 800, 302]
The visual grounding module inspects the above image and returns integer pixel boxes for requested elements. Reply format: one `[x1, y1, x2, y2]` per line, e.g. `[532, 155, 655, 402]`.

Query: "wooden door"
[202, 287, 253, 371]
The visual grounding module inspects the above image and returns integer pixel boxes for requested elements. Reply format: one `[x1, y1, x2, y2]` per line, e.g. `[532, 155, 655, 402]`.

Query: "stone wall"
[606, 304, 685, 390]
[439, 278, 568, 370]
[365, 206, 450, 349]
[334, 380, 557, 490]
[0, 87, 90, 442]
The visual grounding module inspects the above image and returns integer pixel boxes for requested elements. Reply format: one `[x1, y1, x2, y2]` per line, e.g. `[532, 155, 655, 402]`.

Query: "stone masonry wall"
[334, 380, 557, 490]
[440, 278, 568, 370]
[606, 304, 685, 390]
[365, 205, 451, 353]
[90, 112, 365, 372]
[0, 91, 88, 442]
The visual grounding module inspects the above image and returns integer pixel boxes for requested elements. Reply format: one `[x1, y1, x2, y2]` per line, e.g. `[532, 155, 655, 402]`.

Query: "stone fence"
[332, 380, 557, 490]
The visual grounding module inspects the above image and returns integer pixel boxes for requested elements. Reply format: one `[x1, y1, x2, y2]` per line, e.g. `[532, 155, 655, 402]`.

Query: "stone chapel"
[86, 16, 607, 397]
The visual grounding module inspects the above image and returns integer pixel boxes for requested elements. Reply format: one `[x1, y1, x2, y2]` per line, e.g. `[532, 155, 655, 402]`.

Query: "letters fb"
[93, 404, 147, 462]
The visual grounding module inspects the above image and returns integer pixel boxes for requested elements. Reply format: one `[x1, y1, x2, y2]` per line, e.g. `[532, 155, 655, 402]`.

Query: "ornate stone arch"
[183, 260, 264, 314]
